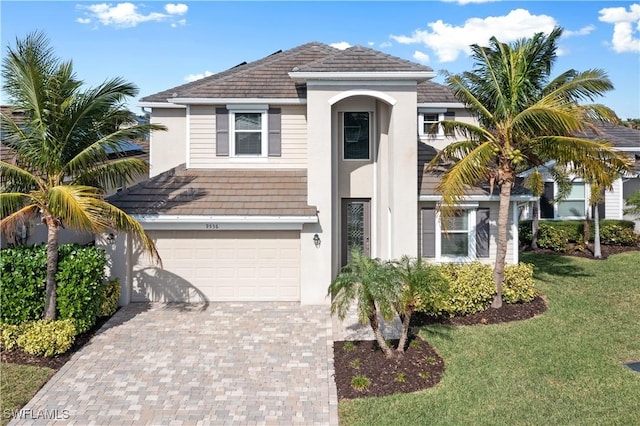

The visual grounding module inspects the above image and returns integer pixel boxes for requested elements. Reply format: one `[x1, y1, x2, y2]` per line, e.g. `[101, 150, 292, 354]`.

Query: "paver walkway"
[11, 303, 338, 425]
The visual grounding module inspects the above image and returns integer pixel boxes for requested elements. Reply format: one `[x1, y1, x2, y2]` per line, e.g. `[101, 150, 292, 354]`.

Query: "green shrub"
[599, 224, 640, 246]
[100, 278, 121, 317]
[503, 263, 536, 303]
[519, 219, 636, 245]
[0, 245, 47, 324]
[17, 319, 76, 357]
[0, 322, 23, 351]
[56, 245, 107, 334]
[435, 262, 495, 316]
[0, 244, 107, 332]
[536, 226, 569, 252]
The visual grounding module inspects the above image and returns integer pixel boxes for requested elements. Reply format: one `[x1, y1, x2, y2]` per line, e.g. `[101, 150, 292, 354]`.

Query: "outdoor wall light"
[106, 233, 116, 248]
[313, 233, 321, 248]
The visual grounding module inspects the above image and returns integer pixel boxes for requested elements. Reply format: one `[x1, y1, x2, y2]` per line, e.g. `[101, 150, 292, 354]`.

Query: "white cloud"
[330, 41, 352, 50]
[562, 25, 595, 38]
[184, 71, 214, 82]
[368, 41, 375, 46]
[379, 41, 392, 48]
[171, 19, 186, 28]
[77, 3, 188, 28]
[413, 51, 430, 64]
[165, 3, 188, 15]
[598, 4, 640, 53]
[390, 8, 557, 62]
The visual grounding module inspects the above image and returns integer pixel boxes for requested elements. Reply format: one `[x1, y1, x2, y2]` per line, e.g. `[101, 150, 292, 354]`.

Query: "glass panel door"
[342, 199, 371, 266]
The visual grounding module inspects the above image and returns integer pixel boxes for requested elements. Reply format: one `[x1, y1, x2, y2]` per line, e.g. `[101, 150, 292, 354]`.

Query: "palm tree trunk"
[44, 217, 60, 320]
[368, 301, 394, 358]
[531, 199, 540, 250]
[396, 306, 413, 355]
[492, 179, 513, 309]
[593, 205, 602, 258]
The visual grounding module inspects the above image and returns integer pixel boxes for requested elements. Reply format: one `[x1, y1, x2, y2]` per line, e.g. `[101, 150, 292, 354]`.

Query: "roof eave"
[169, 98, 307, 105]
[419, 194, 537, 202]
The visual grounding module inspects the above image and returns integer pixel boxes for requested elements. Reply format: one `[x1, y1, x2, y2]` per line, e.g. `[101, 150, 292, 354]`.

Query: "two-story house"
[106, 43, 533, 305]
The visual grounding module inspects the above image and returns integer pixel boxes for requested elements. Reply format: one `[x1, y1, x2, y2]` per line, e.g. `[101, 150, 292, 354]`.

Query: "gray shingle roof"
[140, 43, 458, 104]
[140, 42, 337, 102]
[294, 45, 433, 73]
[417, 81, 459, 104]
[109, 166, 317, 216]
[578, 123, 640, 148]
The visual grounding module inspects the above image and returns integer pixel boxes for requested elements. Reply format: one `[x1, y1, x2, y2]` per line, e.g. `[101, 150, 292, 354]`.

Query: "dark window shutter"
[216, 108, 229, 156]
[268, 108, 281, 157]
[421, 208, 436, 258]
[540, 182, 554, 218]
[444, 111, 455, 120]
[476, 208, 490, 258]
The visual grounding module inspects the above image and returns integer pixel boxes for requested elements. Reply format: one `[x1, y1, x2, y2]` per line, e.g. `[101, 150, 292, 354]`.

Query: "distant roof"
[140, 42, 457, 104]
[108, 167, 317, 217]
[577, 123, 640, 148]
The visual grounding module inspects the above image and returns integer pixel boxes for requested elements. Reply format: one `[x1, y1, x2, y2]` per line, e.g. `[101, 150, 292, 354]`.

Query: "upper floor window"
[231, 111, 267, 157]
[343, 112, 370, 160]
[419, 110, 455, 138]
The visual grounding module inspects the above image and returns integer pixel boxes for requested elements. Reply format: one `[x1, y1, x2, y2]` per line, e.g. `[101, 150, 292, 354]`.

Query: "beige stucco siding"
[149, 107, 187, 177]
[188, 105, 308, 168]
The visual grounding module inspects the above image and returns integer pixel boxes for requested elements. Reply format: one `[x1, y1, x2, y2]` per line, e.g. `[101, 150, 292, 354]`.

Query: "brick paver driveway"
[13, 303, 338, 425]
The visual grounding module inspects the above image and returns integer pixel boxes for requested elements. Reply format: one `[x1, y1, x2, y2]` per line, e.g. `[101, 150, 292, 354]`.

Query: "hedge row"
[424, 262, 536, 317]
[0, 244, 119, 333]
[1, 320, 76, 357]
[519, 219, 638, 249]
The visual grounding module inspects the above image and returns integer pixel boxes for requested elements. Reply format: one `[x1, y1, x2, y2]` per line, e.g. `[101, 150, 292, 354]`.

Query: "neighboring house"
[520, 124, 640, 230]
[105, 43, 534, 306]
[0, 105, 150, 247]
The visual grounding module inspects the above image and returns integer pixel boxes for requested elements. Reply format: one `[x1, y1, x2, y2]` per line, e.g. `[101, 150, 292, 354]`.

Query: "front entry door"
[341, 199, 371, 266]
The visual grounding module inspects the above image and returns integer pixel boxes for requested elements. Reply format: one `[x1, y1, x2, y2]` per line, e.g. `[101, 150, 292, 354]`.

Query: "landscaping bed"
[524, 243, 640, 260]
[333, 296, 547, 400]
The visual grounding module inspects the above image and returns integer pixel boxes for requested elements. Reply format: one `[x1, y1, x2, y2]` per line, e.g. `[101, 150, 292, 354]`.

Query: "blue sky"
[2, 1, 639, 118]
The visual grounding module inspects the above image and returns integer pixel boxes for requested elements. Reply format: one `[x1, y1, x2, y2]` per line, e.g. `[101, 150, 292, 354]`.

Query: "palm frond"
[0, 203, 39, 236]
[0, 161, 41, 192]
[435, 142, 495, 219]
[73, 157, 148, 189]
[0, 192, 36, 220]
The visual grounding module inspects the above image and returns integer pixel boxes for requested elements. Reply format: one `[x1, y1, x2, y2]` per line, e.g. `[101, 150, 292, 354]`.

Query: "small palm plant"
[328, 249, 399, 358]
[394, 256, 448, 355]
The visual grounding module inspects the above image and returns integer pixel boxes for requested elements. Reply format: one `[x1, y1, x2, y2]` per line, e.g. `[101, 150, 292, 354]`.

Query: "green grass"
[0, 363, 54, 426]
[339, 252, 640, 425]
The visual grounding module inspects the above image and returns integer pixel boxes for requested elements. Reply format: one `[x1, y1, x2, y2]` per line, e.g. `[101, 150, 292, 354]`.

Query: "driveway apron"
[11, 303, 338, 425]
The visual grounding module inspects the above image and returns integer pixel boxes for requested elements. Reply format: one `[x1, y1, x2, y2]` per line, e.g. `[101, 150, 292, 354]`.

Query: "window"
[557, 182, 586, 219]
[343, 112, 370, 160]
[418, 110, 455, 138]
[422, 207, 490, 260]
[231, 111, 266, 157]
[441, 211, 470, 257]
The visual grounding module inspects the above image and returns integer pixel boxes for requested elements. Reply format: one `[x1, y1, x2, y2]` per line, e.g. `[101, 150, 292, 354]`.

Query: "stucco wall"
[149, 107, 187, 177]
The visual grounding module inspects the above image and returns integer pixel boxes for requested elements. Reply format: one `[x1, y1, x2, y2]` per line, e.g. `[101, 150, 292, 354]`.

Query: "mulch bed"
[523, 243, 640, 260]
[1, 315, 112, 370]
[334, 296, 548, 400]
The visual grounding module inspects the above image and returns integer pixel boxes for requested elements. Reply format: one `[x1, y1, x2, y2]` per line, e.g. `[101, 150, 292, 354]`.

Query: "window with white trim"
[441, 210, 472, 258]
[556, 182, 587, 219]
[418, 110, 455, 138]
[422, 206, 490, 260]
[230, 110, 267, 157]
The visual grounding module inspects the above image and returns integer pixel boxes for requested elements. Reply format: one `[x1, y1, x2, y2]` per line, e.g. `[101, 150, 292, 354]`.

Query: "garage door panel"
[132, 230, 300, 302]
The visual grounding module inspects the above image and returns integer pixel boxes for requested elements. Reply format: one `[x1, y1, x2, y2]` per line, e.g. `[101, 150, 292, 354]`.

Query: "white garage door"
[131, 230, 300, 302]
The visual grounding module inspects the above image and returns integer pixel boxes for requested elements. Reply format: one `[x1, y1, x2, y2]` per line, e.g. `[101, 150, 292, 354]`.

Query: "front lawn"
[339, 252, 640, 425]
[0, 363, 54, 426]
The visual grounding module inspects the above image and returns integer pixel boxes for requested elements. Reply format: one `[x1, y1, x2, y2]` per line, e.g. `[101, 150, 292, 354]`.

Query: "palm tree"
[328, 249, 399, 358]
[1, 32, 164, 320]
[394, 256, 447, 355]
[429, 27, 632, 308]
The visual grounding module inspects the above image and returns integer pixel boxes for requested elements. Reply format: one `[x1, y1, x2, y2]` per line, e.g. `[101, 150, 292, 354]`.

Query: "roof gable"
[294, 45, 433, 73]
